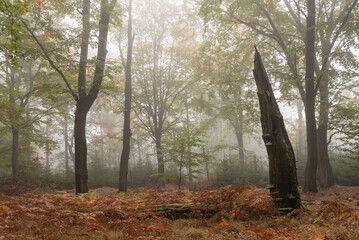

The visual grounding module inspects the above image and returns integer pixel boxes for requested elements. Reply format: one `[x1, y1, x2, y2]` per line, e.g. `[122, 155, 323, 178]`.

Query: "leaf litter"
[0, 185, 358, 239]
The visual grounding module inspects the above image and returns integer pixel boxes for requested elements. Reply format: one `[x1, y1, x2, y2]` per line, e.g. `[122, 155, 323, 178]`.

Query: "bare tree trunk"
[178, 164, 182, 190]
[203, 146, 210, 185]
[45, 150, 50, 173]
[237, 85, 245, 164]
[64, 117, 70, 179]
[45, 124, 50, 173]
[119, 0, 135, 192]
[303, 0, 318, 193]
[185, 100, 193, 182]
[11, 127, 19, 181]
[234, 121, 244, 165]
[137, 136, 142, 163]
[317, 75, 334, 187]
[74, 105, 89, 193]
[156, 134, 165, 176]
[253, 47, 301, 209]
[9, 69, 19, 181]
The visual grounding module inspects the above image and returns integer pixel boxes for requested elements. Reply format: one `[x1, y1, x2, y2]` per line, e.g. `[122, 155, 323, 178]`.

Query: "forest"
[0, 0, 359, 239]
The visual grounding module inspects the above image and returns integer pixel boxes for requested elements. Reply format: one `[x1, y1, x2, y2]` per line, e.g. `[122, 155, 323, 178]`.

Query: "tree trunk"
[137, 136, 142, 163]
[9, 68, 19, 181]
[45, 124, 50, 173]
[317, 75, 334, 187]
[11, 127, 20, 181]
[296, 99, 305, 158]
[119, 127, 131, 192]
[156, 134, 165, 176]
[119, 0, 134, 193]
[304, 103, 318, 192]
[178, 164, 182, 190]
[185, 100, 193, 182]
[303, 0, 318, 193]
[203, 146, 210, 184]
[234, 122, 244, 165]
[253, 47, 301, 209]
[45, 148, 50, 173]
[237, 85, 245, 165]
[64, 117, 70, 179]
[74, 105, 89, 194]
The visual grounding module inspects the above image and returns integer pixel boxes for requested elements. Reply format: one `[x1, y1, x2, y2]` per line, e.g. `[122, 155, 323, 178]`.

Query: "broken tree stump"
[252, 47, 301, 210]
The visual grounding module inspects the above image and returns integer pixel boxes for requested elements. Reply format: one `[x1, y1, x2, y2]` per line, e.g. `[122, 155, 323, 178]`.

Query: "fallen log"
[140, 203, 215, 219]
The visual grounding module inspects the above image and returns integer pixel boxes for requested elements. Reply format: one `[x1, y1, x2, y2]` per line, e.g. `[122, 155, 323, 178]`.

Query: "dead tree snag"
[253, 47, 301, 210]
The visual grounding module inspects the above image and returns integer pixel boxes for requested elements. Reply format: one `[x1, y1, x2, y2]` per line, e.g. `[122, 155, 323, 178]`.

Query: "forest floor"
[0, 184, 358, 240]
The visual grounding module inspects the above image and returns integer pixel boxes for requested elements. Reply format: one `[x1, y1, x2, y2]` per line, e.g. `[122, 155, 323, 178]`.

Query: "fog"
[1, 0, 359, 192]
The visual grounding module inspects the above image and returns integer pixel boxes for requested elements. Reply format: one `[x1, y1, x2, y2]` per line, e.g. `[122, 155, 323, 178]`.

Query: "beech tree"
[22, 0, 117, 193]
[119, 0, 134, 193]
[1, 45, 63, 181]
[303, 0, 317, 192]
[132, 0, 198, 178]
[199, 30, 259, 165]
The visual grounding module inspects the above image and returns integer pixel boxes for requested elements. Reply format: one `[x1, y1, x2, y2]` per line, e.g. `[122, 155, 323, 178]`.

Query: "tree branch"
[314, 0, 358, 95]
[20, 19, 79, 102]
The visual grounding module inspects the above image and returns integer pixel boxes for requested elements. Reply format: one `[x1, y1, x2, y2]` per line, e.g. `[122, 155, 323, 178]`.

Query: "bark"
[156, 134, 165, 176]
[72, 0, 91, 194]
[178, 164, 182, 190]
[45, 124, 50, 173]
[73, 0, 115, 194]
[185, 101, 192, 182]
[253, 47, 301, 209]
[74, 104, 89, 193]
[237, 85, 245, 164]
[303, 0, 318, 193]
[304, 102, 318, 192]
[119, 0, 134, 193]
[317, 75, 334, 187]
[11, 127, 19, 181]
[137, 136, 142, 163]
[64, 117, 70, 179]
[9, 68, 19, 181]
[45, 148, 50, 172]
[203, 146, 210, 184]
[234, 120, 244, 165]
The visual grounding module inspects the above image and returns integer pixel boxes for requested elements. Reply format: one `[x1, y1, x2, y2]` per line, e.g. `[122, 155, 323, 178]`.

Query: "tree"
[1, 53, 63, 181]
[22, 0, 117, 193]
[199, 0, 358, 191]
[330, 98, 359, 163]
[253, 47, 301, 209]
[0, 0, 30, 65]
[63, 114, 71, 179]
[132, 0, 197, 178]
[119, 0, 135, 193]
[198, 32, 259, 166]
[164, 126, 205, 190]
[302, 0, 318, 192]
